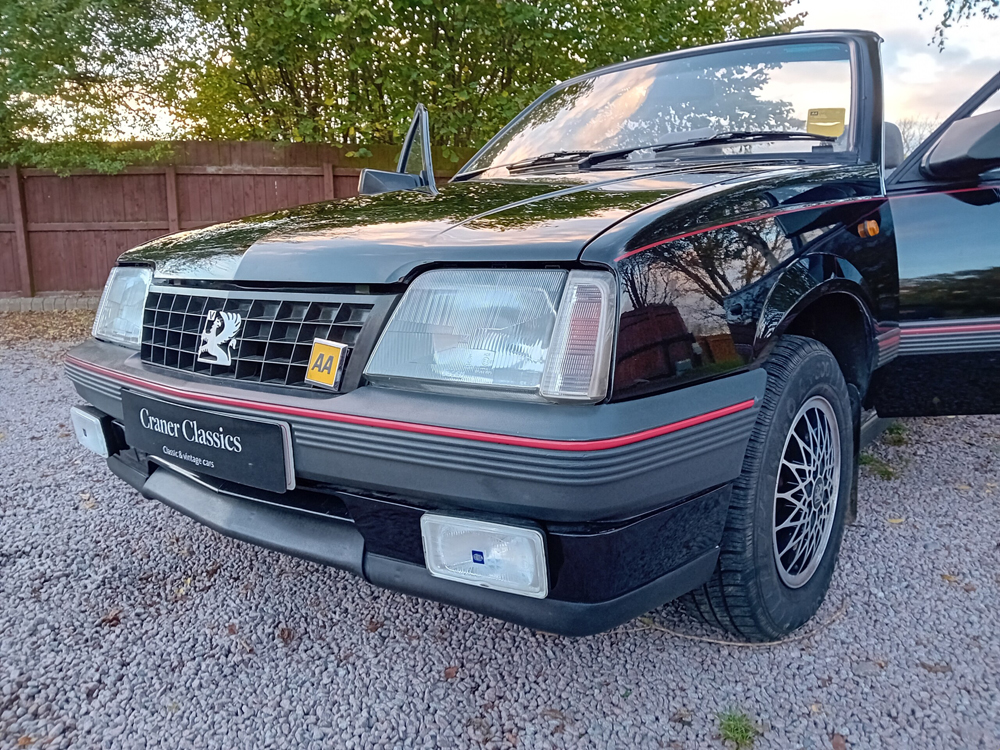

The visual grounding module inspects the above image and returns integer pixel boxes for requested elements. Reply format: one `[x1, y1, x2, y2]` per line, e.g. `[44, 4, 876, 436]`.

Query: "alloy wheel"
[772, 395, 841, 588]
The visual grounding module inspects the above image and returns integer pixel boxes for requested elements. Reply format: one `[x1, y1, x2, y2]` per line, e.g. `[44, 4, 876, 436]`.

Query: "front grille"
[140, 290, 374, 389]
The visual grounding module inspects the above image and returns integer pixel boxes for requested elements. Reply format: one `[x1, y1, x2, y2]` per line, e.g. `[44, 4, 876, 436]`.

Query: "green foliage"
[1, 0, 804, 172]
[169, 0, 804, 149]
[717, 708, 759, 748]
[860, 452, 898, 480]
[883, 422, 909, 447]
[0, 0, 180, 167]
[3, 141, 174, 176]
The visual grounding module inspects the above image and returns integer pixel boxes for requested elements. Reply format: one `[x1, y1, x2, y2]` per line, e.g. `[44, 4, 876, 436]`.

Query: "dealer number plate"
[121, 390, 293, 493]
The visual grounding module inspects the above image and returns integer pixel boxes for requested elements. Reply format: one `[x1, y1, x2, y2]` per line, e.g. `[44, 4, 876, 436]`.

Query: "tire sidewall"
[751, 346, 853, 635]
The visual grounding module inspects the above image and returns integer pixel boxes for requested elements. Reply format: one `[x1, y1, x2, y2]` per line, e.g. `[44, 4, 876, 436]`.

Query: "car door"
[869, 71, 1000, 416]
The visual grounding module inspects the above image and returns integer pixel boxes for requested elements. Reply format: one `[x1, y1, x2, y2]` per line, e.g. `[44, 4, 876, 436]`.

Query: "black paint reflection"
[612, 170, 888, 400]
[122, 173, 695, 284]
[892, 188, 1000, 321]
[616, 215, 795, 395]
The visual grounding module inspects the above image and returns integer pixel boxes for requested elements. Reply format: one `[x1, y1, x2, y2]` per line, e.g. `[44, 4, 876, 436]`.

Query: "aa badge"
[304, 339, 348, 390]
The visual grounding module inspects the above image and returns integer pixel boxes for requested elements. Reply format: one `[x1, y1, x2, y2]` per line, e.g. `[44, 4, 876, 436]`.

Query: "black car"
[67, 30, 1000, 640]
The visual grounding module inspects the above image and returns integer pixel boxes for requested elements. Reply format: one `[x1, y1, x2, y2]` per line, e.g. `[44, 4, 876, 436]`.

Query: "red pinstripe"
[613, 186, 998, 264]
[613, 198, 883, 263]
[66, 356, 756, 452]
[901, 322, 1000, 336]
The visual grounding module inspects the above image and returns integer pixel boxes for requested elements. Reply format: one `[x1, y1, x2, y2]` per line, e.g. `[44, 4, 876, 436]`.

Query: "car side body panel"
[869, 185, 1000, 415]
[868, 68, 1000, 417]
[579, 163, 891, 401]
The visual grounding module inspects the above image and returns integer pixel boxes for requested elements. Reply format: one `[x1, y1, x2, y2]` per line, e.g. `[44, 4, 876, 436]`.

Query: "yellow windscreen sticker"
[807, 108, 846, 138]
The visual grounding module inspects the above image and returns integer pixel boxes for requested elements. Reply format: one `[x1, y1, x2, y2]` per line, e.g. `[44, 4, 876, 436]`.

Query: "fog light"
[70, 406, 110, 458]
[420, 515, 548, 598]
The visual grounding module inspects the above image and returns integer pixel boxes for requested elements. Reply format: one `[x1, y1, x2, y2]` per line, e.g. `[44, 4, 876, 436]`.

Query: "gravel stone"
[2, 341, 999, 749]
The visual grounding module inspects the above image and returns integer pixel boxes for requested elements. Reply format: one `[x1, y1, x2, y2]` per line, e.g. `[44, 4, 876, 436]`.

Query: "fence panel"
[0, 141, 469, 296]
[0, 173, 18, 293]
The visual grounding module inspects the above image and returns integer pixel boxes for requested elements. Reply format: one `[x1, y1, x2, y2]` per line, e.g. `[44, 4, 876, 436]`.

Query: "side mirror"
[922, 108, 1000, 181]
[358, 103, 438, 196]
[357, 169, 423, 195]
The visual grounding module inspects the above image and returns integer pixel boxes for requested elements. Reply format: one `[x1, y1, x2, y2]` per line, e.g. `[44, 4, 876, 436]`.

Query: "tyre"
[686, 335, 854, 641]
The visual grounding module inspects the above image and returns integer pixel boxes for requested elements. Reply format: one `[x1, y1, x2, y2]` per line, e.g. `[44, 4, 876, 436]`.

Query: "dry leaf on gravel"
[443, 666, 459, 680]
[365, 618, 383, 633]
[278, 627, 294, 644]
[941, 574, 960, 583]
[831, 733, 848, 750]
[670, 708, 693, 726]
[918, 661, 953, 674]
[887, 518, 905, 524]
[98, 608, 122, 627]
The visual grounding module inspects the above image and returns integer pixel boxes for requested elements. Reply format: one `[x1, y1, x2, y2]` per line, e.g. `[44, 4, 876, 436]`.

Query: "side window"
[403, 125, 426, 176]
[395, 104, 436, 193]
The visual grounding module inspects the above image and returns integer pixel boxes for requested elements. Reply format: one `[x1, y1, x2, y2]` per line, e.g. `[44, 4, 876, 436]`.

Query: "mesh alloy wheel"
[685, 336, 853, 640]
[772, 395, 841, 589]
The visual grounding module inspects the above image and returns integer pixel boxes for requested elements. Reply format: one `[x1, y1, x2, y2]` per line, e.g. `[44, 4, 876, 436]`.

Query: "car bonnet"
[121, 166, 760, 285]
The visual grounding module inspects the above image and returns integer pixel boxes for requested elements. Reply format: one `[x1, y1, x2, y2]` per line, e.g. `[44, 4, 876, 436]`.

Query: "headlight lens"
[92, 266, 152, 349]
[364, 268, 616, 402]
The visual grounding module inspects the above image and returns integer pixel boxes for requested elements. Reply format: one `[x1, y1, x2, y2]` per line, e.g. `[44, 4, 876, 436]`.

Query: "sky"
[795, 0, 999, 123]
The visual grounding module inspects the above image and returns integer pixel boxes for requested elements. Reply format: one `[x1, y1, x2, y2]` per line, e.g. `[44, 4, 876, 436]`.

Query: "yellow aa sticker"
[305, 338, 348, 390]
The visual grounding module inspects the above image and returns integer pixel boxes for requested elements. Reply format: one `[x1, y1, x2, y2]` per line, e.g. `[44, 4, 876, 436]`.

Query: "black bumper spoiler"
[114, 457, 719, 637]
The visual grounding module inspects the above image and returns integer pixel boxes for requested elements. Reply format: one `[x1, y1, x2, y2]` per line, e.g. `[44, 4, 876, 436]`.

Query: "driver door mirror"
[358, 104, 438, 196]
[921, 108, 1000, 181]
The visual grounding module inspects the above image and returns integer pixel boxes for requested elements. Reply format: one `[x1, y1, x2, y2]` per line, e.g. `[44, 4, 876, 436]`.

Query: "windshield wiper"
[454, 150, 595, 181]
[578, 131, 837, 169]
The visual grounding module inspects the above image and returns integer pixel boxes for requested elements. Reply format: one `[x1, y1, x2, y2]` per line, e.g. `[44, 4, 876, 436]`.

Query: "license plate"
[121, 390, 294, 494]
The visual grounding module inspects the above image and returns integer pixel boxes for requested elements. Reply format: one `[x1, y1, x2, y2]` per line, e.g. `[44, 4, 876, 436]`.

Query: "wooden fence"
[0, 142, 466, 296]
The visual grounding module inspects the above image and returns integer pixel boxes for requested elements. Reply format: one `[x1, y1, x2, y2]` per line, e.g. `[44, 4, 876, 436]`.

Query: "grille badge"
[197, 309, 242, 366]
[142, 291, 373, 389]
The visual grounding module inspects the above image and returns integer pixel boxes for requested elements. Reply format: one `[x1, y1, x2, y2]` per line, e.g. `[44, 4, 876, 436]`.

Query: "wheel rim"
[772, 395, 841, 589]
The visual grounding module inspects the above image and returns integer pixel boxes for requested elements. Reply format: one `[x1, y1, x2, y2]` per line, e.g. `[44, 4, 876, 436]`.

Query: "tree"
[921, 0, 999, 48]
[1, 0, 804, 169]
[166, 0, 805, 155]
[0, 0, 180, 171]
[896, 115, 942, 156]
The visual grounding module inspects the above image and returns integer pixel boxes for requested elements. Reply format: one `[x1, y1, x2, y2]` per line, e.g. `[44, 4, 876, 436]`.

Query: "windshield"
[463, 41, 854, 174]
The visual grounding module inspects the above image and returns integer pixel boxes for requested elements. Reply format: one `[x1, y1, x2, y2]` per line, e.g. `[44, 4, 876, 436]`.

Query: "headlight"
[92, 266, 152, 349]
[364, 268, 616, 403]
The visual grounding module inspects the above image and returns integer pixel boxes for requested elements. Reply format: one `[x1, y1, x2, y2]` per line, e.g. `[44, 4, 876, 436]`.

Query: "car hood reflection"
[120, 166, 767, 284]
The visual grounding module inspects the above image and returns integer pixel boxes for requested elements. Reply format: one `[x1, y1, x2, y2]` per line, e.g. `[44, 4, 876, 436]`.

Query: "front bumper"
[112, 457, 723, 636]
[67, 339, 766, 635]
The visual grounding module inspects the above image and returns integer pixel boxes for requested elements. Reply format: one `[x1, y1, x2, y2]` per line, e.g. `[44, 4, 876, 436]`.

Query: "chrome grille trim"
[140, 286, 378, 390]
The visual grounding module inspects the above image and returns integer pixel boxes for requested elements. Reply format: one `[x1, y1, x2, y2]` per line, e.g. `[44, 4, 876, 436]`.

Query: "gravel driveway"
[2, 336, 998, 750]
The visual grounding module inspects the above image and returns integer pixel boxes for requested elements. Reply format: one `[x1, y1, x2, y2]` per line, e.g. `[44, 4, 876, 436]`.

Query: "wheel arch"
[755, 255, 878, 397]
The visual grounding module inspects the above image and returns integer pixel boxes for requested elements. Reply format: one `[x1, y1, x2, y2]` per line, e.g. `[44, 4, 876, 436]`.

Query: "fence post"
[322, 162, 336, 201]
[165, 166, 180, 233]
[8, 167, 33, 297]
